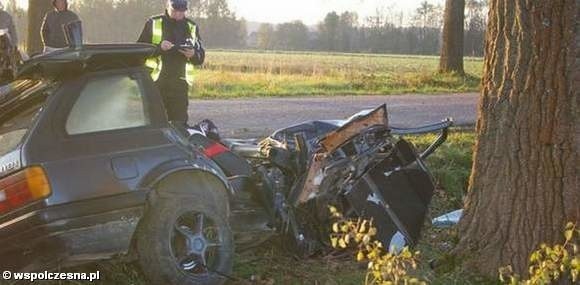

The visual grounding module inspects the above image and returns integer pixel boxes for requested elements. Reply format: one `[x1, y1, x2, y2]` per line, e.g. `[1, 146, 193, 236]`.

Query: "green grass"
[12, 131, 489, 285]
[191, 50, 483, 98]
[409, 131, 497, 285]
[232, 243, 366, 284]
[408, 131, 476, 215]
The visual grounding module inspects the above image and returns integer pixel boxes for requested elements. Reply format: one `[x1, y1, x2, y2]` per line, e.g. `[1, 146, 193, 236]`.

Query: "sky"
[228, 0, 445, 25]
[12, 0, 445, 25]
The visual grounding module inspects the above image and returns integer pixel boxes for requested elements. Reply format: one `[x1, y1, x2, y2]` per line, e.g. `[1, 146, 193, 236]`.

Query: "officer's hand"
[160, 40, 174, 51]
[179, 48, 195, 59]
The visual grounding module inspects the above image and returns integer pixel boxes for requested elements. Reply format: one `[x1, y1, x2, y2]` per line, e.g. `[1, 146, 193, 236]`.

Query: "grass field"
[193, 50, 483, 98]
[18, 130, 495, 285]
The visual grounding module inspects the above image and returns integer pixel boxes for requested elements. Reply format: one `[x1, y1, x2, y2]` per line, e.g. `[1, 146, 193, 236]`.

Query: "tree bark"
[439, 0, 465, 73]
[27, 0, 53, 54]
[454, 0, 580, 277]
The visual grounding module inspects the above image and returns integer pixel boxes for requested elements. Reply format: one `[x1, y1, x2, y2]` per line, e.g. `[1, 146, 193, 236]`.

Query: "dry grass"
[192, 50, 483, 98]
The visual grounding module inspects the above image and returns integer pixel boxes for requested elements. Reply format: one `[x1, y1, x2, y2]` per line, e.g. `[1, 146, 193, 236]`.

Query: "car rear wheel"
[136, 195, 233, 285]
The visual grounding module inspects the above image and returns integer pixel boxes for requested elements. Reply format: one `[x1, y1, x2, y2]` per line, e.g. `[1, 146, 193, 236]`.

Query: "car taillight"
[0, 167, 51, 215]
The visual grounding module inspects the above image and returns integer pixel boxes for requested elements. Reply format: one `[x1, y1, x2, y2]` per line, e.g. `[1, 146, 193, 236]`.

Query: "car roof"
[17, 44, 157, 80]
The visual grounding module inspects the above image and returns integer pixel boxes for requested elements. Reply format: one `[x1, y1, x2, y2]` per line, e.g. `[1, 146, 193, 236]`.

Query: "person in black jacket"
[138, 0, 205, 126]
[41, 0, 80, 52]
[0, 3, 17, 48]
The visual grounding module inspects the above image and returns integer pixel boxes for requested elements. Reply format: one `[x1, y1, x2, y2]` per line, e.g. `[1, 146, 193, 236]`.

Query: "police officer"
[138, 0, 205, 127]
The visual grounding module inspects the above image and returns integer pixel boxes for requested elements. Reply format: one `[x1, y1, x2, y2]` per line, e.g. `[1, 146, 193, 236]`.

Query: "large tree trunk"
[454, 0, 580, 277]
[27, 0, 53, 54]
[439, 0, 465, 73]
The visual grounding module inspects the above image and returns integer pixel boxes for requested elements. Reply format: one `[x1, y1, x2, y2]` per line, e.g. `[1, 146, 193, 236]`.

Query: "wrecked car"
[0, 40, 452, 284]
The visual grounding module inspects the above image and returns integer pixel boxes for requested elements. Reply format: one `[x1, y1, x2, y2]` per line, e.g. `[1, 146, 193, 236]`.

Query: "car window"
[0, 80, 49, 158]
[66, 74, 149, 135]
[0, 109, 37, 157]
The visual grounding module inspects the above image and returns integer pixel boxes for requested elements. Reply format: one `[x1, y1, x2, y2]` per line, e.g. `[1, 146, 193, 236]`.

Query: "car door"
[32, 68, 184, 206]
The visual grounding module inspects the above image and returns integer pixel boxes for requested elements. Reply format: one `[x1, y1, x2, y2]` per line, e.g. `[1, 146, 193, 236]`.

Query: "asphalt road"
[189, 93, 479, 138]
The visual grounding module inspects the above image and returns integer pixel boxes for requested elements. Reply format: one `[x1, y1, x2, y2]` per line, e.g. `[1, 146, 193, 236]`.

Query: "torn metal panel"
[319, 104, 388, 153]
[296, 153, 326, 204]
[344, 145, 436, 247]
[295, 104, 389, 205]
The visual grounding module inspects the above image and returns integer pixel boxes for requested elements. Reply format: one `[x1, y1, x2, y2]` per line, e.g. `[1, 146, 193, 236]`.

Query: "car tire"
[136, 181, 233, 285]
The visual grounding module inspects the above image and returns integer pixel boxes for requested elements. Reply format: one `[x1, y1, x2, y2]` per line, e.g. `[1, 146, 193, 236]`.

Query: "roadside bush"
[499, 222, 579, 285]
[328, 206, 426, 285]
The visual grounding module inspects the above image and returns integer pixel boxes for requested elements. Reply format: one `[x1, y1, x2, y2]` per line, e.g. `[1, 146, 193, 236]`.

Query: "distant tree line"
[64, 0, 244, 48]
[5, 0, 486, 56]
[250, 0, 487, 56]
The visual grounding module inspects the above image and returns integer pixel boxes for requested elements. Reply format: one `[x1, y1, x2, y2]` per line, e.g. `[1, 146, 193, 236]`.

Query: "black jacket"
[41, 10, 80, 48]
[0, 10, 17, 46]
[138, 12, 205, 81]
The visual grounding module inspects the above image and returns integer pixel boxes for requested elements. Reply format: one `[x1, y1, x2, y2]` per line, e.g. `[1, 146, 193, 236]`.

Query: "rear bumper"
[0, 193, 146, 271]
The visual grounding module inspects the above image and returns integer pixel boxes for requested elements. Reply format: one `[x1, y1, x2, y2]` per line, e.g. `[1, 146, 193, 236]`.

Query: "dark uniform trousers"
[156, 78, 189, 123]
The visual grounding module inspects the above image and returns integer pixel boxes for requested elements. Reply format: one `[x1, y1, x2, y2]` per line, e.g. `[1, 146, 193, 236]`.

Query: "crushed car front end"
[222, 105, 453, 256]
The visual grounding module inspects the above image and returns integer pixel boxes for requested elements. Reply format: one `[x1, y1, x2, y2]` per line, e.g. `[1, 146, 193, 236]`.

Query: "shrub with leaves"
[499, 222, 580, 285]
[328, 206, 426, 285]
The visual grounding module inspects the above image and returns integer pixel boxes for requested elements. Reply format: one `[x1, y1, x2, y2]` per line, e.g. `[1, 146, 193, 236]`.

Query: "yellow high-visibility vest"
[145, 17, 197, 85]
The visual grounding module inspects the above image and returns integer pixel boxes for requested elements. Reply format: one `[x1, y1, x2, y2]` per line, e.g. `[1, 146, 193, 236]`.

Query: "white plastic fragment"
[366, 192, 382, 206]
[388, 231, 406, 254]
[432, 209, 463, 228]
